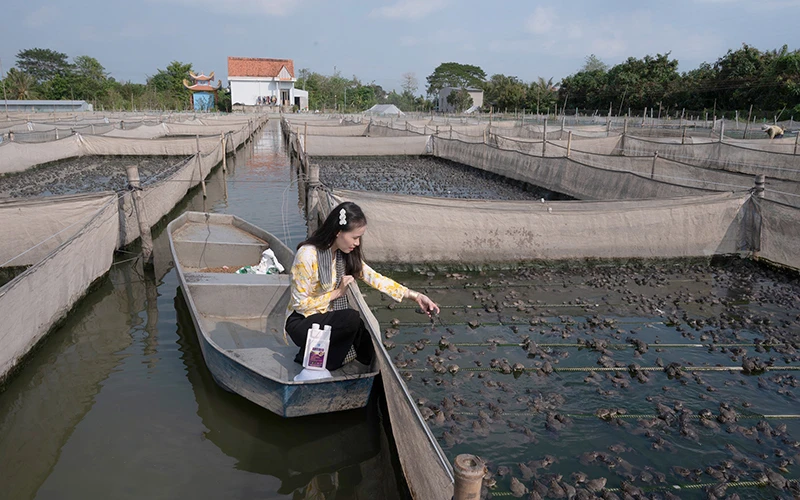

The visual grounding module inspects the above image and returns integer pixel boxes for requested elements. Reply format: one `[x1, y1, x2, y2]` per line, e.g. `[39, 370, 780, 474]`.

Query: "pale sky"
[1, 0, 798, 94]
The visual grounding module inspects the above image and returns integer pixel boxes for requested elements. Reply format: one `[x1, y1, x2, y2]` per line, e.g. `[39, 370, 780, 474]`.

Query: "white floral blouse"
[287, 244, 408, 318]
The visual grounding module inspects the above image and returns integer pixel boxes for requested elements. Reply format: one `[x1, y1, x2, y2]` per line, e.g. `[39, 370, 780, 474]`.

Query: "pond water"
[364, 259, 800, 499]
[0, 121, 405, 500]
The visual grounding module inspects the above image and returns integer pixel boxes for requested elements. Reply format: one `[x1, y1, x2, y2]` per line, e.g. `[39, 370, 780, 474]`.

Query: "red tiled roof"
[227, 57, 295, 79]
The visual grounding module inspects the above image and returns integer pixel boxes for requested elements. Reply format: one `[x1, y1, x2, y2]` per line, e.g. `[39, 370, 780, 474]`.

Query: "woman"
[285, 201, 439, 371]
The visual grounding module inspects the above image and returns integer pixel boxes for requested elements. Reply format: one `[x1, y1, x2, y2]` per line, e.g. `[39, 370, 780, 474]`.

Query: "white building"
[437, 87, 484, 113]
[227, 57, 307, 109]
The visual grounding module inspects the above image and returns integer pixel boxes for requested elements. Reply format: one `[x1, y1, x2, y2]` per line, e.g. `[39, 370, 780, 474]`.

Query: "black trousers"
[285, 310, 373, 371]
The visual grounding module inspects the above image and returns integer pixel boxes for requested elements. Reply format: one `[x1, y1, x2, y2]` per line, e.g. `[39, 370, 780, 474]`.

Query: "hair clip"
[339, 208, 347, 225]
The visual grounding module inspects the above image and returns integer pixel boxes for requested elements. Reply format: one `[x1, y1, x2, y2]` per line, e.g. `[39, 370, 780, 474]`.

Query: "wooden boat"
[167, 211, 379, 417]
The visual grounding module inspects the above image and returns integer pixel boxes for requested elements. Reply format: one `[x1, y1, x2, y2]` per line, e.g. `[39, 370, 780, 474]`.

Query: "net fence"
[0, 114, 268, 383]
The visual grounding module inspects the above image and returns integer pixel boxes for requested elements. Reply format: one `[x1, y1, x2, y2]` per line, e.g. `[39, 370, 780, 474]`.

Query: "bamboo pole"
[743, 104, 753, 139]
[566, 130, 572, 158]
[542, 118, 547, 156]
[196, 134, 207, 198]
[125, 165, 154, 267]
[754, 174, 765, 198]
[650, 152, 658, 179]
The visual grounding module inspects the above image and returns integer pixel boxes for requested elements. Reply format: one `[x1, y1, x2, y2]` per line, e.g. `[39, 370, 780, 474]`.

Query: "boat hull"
[168, 211, 378, 417]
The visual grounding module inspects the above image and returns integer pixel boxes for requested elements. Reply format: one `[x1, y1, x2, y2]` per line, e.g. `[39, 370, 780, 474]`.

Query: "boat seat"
[184, 271, 290, 286]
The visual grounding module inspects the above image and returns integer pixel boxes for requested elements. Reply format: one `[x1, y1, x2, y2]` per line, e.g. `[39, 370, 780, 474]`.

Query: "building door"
[281, 89, 290, 106]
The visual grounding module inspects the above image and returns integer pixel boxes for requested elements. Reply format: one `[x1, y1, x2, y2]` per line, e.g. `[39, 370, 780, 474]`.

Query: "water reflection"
[173, 288, 393, 498]
[0, 122, 401, 500]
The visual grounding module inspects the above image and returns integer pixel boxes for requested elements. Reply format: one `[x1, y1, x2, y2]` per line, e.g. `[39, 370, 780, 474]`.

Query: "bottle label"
[307, 345, 326, 368]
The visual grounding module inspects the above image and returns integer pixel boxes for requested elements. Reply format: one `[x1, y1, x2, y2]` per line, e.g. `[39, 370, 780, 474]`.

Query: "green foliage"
[217, 87, 232, 112]
[4, 68, 36, 99]
[446, 88, 474, 113]
[147, 61, 193, 109]
[426, 62, 487, 97]
[582, 54, 608, 73]
[296, 68, 410, 112]
[528, 77, 558, 114]
[15, 48, 70, 84]
[483, 74, 526, 112]
[559, 45, 800, 117]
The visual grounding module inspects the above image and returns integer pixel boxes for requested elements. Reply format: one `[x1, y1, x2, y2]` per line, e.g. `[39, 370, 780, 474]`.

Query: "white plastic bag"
[238, 248, 285, 275]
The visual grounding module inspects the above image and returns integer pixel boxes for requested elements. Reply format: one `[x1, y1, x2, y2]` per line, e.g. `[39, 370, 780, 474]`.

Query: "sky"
[1, 0, 798, 94]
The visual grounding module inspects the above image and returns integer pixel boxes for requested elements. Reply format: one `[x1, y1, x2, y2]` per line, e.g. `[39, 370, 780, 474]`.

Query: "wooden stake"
[754, 174, 765, 198]
[650, 152, 658, 179]
[196, 134, 207, 198]
[744, 104, 753, 139]
[125, 165, 153, 267]
[542, 118, 547, 156]
[566, 130, 572, 158]
[220, 133, 228, 174]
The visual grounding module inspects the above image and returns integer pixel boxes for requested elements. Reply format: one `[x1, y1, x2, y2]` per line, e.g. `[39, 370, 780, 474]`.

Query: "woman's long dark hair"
[298, 201, 366, 278]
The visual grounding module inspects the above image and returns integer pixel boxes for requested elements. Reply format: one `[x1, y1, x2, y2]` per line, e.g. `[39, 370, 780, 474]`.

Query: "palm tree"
[5, 68, 36, 99]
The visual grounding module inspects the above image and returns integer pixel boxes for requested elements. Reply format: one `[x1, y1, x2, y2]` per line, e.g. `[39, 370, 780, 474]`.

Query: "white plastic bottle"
[295, 323, 332, 381]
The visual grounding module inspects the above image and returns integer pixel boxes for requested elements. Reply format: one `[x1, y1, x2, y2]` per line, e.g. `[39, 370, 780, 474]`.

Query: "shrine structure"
[183, 71, 222, 111]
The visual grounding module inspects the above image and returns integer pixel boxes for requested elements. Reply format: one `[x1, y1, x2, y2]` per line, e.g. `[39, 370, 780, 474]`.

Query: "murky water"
[0, 121, 404, 500]
[364, 260, 800, 499]
[316, 156, 573, 201]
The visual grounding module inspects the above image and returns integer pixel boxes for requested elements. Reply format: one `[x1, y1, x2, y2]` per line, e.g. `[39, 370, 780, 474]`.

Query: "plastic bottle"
[294, 324, 332, 381]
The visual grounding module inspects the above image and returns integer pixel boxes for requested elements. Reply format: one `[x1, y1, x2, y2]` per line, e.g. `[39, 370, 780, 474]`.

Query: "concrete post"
[453, 454, 484, 500]
[794, 131, 799, 155]
[125, 165, 153, 267]
[719, 120, 725, 143]
[754, 174, 765, 198]
[304, 122, 308, 153]
[681, 126, 686, 145]
[309, 163, 320, 186]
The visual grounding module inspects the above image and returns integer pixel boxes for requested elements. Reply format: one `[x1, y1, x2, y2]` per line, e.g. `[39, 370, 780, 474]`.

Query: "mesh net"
[0, 113, 267, 382]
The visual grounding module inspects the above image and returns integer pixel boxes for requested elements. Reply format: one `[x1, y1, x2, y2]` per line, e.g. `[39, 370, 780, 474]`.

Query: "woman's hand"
[335, 274, 355, 299]
[415, 293, 440, 317]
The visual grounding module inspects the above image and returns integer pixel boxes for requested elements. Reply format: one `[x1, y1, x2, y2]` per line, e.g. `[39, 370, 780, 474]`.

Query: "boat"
[167, 211, 379, 417]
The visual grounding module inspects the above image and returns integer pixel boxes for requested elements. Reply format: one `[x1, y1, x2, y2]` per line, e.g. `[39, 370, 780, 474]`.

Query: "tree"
[5, 68, 36, 99]
[16, 48, 70, 84]
[426, 62, 486, 97]
[446, 89, 473, 113]
[401, 72, 418, 95]
[529, 77, 557, 114]
[582, 54, 608, 73]
[147, 61, 193, 109]
[483, 74, 527, 111]
[72, 55, 108, 101]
